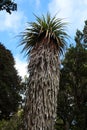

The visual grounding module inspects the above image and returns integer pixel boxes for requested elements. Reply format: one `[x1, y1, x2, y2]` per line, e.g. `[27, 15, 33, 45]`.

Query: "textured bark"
[24, 40, 60, 130]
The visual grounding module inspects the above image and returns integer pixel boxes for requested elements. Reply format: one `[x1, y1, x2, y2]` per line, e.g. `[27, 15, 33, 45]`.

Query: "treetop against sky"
[0, 0, 87, 78]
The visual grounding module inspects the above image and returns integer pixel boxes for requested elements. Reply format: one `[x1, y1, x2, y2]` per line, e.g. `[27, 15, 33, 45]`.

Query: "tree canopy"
[20, 13, 68, 57]
[0, 0, 17, 14]
[56, 28, 87, 130]
[0, 43, 22, 120]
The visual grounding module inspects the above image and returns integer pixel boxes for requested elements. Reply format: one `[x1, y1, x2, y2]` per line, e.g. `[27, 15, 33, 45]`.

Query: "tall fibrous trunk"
[25, 38, 60, 130]
[20, 13, 68, 130]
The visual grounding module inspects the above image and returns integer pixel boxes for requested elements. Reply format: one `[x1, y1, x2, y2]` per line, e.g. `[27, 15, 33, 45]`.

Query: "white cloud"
[48, 0, 87, 36]
[15, 56, 28, 79]
[0, 11, 27, 33]
[84, 0, 87, 5]
[48, 0, 73, 19]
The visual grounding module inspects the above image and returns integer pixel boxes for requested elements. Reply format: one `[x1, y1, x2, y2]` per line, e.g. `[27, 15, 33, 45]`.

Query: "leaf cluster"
[20, 13, 68, 56]
[56, 29, 87, 130]
[0, 43, 22, 120]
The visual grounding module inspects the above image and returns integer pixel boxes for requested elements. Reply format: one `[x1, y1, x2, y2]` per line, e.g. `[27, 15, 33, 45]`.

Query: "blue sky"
[0, 0, 87, 78]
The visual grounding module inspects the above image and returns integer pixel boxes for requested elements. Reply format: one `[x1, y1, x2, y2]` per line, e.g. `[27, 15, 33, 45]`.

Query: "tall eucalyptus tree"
[20, 13, 68, 130]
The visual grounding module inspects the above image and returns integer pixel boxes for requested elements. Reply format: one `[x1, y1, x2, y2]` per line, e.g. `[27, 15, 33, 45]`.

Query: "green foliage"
[55, 117, 64, 130]
[0, 109, 24, 130]
[0, 43, 22, 120]
[20, 13, 68, 56]
[56, 29, 87, 130]
[0, 0, 17, 14]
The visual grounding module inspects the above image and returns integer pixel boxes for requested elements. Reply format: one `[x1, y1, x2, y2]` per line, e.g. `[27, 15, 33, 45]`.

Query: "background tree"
[56, 29, 87, 130]
[0, 109, 24, 130]
[83, 20, 87, 45]
[0, 43, 22, 120]
[20, 13, 68, 130]
[0, 0, 17, 14]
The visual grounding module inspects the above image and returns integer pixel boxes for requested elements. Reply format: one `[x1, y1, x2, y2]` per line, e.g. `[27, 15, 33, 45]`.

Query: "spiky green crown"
[20, 13, 68, 55]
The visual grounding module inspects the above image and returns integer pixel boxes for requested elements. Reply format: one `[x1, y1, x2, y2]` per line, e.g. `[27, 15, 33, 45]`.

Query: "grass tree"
[20, 13, 68, 130]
